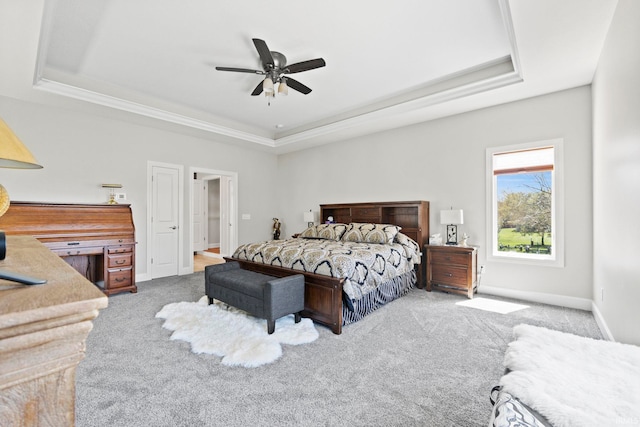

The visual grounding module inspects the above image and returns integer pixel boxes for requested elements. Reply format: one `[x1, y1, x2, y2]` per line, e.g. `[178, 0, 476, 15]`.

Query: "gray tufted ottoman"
[204, 262, 305, 334]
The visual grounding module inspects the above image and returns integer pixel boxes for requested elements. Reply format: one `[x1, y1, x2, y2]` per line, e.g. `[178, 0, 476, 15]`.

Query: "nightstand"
[425, 245, 478, 299]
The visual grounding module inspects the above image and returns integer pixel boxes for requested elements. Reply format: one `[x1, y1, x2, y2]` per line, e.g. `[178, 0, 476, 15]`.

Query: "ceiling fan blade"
[285, 77, 312, 95]
[215, 66, 264, 74]
[285, 58, 326, 74]
[250, 80, 264, 96]
[252, 38, 274, 70]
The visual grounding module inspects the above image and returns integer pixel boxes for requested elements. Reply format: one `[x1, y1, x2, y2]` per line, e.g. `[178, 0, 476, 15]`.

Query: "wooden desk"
[0, 202, 137, 295]
[0, 235, 108, 426]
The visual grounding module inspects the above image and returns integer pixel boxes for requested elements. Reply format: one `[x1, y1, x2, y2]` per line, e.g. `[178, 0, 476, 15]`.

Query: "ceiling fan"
[216, 38, 326, 99]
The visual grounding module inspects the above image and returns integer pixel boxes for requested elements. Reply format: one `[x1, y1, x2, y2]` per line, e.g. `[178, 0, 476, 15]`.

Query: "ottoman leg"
[294, 312, 301, 324]
[267, 320, 275, 335]
[208, 297, 214, 305]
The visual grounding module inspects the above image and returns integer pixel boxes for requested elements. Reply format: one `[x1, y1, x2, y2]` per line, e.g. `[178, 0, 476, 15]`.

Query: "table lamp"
[303, 210, 314, 228]
[0, 118, 46, 284]
[440, 208, 464, 245]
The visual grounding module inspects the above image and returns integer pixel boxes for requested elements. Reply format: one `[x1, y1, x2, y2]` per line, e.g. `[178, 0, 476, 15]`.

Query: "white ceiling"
[26, 0, 619, 152]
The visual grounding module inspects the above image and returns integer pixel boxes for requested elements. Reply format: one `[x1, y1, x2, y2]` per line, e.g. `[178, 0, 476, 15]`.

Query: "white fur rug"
[155, 296, 319, 368]
[500, 324, 640, 427]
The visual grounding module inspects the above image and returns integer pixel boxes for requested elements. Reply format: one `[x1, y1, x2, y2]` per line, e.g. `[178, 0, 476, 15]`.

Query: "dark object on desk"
[0, 230, 5, 260]
[0, 269, 47, 285]
[0, 230, 47, 284]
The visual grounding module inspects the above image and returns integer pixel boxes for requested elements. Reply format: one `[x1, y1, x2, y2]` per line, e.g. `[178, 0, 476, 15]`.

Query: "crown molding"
[33, 78, 276, 147]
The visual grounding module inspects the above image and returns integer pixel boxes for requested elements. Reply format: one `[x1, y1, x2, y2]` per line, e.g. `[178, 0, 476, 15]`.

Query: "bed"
[227, 201, 429, 334]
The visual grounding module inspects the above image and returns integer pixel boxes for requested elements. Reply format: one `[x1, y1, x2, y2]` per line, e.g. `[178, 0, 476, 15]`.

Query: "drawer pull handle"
[67, 251, 80, 255]
[115, 277, 125, 282]
[446, 273, 453, 277]
[115, 260, 126, 265]
[67, 242, 80, 246]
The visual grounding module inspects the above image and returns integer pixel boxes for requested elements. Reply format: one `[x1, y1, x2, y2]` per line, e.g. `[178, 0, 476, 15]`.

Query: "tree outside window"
[487, 141, 564, 266]
[497, 171, 552, 254]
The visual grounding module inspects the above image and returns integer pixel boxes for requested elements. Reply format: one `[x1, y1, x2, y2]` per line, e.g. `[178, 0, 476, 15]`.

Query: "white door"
[220, 176, 232, 256]
[192, 178, 205, 252]
[152, 165, 180, 278]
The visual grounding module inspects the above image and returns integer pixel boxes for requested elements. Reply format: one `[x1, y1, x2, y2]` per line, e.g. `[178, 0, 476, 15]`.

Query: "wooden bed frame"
[229, 201, 430, 334]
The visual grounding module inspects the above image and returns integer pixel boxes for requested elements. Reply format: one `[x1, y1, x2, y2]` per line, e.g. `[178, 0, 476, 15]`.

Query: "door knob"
[170, 226, 177, 230]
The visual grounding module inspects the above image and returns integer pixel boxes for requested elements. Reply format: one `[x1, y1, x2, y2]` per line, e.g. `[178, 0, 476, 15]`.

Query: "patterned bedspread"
[232, 234, 421, 301]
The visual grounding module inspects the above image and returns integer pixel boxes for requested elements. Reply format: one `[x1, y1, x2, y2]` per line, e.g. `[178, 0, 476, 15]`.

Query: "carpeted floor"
[76, 273, 602, 427]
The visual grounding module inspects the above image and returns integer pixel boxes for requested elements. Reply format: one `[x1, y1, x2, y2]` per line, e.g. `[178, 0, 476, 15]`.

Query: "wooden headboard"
[320, 200, 430, 249]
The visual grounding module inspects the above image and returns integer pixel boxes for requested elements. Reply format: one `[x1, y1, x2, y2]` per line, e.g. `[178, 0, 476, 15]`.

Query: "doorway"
[189, 167, 238, 273]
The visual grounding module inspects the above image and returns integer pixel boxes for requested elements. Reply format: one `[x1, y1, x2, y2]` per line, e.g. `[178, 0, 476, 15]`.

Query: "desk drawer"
[430, 251, 469, 267]
[52, 247, 103, 257]
[431, 265, 468, 287]
[108, 246, 133, 255]
[107, 269, 133, 288]
[107, 253, 132, 268]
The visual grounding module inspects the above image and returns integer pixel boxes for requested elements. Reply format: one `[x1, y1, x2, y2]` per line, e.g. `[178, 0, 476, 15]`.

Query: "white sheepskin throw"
[155, 296, 319, 368]
[500, 324, 640, 427]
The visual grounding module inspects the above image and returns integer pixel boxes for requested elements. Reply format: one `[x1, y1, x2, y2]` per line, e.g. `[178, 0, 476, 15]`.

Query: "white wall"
[277, 86, 593, 305]
[592, 0, 640, 345]
[208, 179, 221, 246]
[0, 95, 279, 280]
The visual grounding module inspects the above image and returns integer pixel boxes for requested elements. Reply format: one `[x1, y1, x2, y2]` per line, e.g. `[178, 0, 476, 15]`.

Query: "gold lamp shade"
[0, 184, 9, 217]
[0, 119, 43, 169]
[0, 118, 43, 217]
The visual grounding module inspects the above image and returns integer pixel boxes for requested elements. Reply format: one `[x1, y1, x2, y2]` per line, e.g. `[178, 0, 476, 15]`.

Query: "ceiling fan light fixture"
[263, 77, 274, 97]
[278, 78, 288, 96]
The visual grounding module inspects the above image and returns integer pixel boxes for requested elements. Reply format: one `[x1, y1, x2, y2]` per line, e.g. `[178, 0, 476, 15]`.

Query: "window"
[486, 140, 564, 267]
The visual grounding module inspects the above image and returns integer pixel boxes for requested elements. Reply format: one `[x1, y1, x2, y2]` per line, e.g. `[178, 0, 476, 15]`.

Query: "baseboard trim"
[591, 302, 615, 341]
[478, 285, 592, 311]
[136, 272, 152, 283]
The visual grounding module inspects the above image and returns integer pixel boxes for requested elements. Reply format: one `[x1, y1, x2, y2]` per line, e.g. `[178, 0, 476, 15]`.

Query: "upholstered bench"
[204, 262, 305, 334]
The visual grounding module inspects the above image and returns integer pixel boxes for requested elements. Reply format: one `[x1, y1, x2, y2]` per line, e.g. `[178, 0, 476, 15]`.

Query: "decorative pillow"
[490, 387, 549, 427]
[341, 223, 401, 244]
[299, 223, 348, 241]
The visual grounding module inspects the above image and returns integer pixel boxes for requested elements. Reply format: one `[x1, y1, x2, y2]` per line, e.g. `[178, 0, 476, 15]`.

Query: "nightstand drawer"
[431, 265, 468, 286]
[430, 251, 469, 266]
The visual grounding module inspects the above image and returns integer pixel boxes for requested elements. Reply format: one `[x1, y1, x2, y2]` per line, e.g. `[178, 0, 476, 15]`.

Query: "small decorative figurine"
[460, 233, 470, 247]
[272, 218, 281, 240]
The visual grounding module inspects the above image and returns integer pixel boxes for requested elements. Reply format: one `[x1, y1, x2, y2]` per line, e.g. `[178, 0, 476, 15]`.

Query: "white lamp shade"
[303, 211, 314, 223]
[278, 79, 288, 96]
[440, 209, 464, 225]
[263, 78, 274, 96]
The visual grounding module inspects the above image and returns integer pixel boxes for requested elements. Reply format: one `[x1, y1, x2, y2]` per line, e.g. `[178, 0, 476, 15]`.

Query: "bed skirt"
[342, 269, 416, 325]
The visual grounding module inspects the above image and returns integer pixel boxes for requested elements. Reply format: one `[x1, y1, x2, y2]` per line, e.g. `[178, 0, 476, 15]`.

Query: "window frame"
[485, 139, 565, 267]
